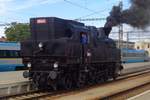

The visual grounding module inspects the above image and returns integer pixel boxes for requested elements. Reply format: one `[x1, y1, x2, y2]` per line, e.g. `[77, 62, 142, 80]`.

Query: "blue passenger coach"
[0, 42, 25, 71]
[121, 48, 149, 63]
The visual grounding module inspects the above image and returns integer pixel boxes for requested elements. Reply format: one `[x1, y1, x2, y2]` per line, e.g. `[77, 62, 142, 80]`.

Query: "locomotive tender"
[21, 17, 123, 90]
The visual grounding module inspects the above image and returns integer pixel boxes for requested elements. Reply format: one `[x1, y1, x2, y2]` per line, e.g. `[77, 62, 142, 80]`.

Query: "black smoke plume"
[105, 0, 150, 29]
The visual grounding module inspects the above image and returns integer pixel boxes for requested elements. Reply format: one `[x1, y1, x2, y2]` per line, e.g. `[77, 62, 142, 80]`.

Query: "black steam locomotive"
[21, 17, 123, 90]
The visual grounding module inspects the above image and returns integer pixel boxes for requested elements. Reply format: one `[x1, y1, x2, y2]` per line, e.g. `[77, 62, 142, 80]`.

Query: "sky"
[0, 0, 130, 37]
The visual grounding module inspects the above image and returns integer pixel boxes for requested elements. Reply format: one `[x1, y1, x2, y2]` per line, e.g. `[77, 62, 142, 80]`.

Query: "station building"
[135, 41, 150, 56]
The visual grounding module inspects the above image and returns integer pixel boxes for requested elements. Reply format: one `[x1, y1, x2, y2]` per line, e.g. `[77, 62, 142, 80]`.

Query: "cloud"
[0, 0, 14, 15]
[0, 0, 63, 15]
[13, 0, 63, 10]
[0, 0, 63, 36]
[0, 26, 6, 37]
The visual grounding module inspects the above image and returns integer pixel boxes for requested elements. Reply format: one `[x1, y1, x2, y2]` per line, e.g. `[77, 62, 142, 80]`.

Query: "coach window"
[5, 51, 10, 57]
[0, 50, 6, 57]
[122, 52, 127, 57]
[9, 50, 19, 58]
[15, 51, 20, 57]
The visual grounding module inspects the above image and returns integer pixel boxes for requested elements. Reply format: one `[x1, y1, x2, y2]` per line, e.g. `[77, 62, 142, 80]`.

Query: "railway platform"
[0, 71, 31, 96]
[0, 71, 28, 85]
[122, 62, 150, 74]
[128, 90, 150, 100]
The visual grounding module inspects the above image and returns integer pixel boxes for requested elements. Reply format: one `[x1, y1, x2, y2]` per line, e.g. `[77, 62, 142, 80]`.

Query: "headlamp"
[38, 42, 43, 48]
[27, 63, 31, 68]
[53, 62, 58, 68]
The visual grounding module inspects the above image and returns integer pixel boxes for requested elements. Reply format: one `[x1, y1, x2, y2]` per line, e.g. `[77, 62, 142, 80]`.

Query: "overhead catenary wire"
[75, 17, 106, 21]
[74, 0, 119, 20]
[63, 0, 109, 21]
[75, 8, 111, 20]
[64, 0, 96, 12]
[111, 31, 150, 34]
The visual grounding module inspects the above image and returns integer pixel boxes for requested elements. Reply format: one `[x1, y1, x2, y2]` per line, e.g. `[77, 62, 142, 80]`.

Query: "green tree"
[5, 23, 31, 41]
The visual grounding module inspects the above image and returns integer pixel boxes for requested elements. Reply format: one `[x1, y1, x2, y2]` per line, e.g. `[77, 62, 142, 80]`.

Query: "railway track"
[49, 70, 150, 100]
[45, 69, 150, 100]
[1, 69, 150, 100]
[0, 90, 67, 100]
[0, 90, 42, 100]
[101, 71, 150, 100]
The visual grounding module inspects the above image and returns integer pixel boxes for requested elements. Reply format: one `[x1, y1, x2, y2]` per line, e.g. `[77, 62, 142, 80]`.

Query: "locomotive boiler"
[21, 17, 123, 90]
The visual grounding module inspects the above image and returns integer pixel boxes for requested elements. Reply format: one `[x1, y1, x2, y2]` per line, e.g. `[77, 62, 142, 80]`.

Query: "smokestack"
[105, 0, 150, 29]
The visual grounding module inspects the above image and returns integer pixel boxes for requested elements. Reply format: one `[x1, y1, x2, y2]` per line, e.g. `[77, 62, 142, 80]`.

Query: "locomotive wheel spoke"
[88, 71, 97, 85]
[103, 70, 109, 82]
[39, 77, 47, 89]
[33, 75, 40, 88]
[35, 79, 39, 88]
[62, 75, 73, 90]
[87, 72, 94, 85]
[76, 72, 86, 88]
[103, 76, 108, 82]
[113, 67, 121, 80]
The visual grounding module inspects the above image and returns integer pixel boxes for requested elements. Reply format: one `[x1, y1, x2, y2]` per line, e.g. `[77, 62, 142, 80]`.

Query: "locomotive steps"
[2, 69, 150, 100]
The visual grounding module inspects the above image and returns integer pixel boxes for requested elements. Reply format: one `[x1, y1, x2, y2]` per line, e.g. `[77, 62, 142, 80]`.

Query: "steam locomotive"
[21, 17, 123, 90]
